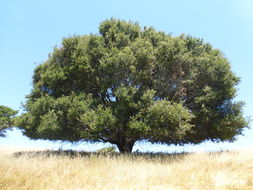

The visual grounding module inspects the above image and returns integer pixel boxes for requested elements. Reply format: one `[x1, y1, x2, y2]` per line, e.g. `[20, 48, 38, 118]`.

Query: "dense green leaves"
[0, 106, 17, 137]
[17, 19, 248, 152]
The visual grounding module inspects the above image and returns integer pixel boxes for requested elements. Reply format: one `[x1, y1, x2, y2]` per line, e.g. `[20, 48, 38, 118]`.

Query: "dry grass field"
[1, 146, 253, 190]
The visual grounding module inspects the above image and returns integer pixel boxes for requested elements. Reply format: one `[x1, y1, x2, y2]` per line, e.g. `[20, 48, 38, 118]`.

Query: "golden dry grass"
[1, 146, 253, 190]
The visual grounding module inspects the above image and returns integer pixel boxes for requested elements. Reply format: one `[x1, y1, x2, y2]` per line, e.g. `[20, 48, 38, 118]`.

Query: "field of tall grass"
[1, 146, 253, 190]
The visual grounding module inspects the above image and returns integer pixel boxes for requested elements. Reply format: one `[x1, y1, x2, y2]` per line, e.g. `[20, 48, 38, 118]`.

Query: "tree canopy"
[0, 105, 17, 137]
[16, 19, 248, 152]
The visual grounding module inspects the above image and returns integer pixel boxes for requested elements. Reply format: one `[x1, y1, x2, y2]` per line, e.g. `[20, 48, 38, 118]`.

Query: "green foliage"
[16, 18, 248, 152]
[0, 106, 17, 137]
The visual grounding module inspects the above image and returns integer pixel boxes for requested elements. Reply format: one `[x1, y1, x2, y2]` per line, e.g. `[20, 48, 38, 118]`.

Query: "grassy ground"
[1, 146, 253, 190]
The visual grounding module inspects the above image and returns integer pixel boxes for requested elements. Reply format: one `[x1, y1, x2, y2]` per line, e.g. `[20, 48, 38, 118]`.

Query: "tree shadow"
[12, 149, 190, 163]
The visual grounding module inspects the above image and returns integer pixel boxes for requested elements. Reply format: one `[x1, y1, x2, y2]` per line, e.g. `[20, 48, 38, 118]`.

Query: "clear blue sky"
[0, 0, 252, 152]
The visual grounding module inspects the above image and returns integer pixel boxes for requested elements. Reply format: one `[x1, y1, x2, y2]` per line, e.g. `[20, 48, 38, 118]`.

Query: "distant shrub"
[97, 146, 117, 153]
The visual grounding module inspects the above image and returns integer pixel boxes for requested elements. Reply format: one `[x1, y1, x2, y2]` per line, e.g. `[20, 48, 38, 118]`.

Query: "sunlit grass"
[1, 147, 253, 190]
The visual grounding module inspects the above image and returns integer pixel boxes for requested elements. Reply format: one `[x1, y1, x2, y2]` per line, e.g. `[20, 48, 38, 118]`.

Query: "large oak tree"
[16, 19, 248, 152]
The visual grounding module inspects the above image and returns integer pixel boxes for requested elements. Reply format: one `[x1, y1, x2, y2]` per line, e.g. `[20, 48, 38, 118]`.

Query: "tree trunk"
[116, 141, 135, 153]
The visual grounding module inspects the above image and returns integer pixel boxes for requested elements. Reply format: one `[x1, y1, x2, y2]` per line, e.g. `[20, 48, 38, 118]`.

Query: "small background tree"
[16, 19, 248, 152]
[0, 105, 17, 137]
